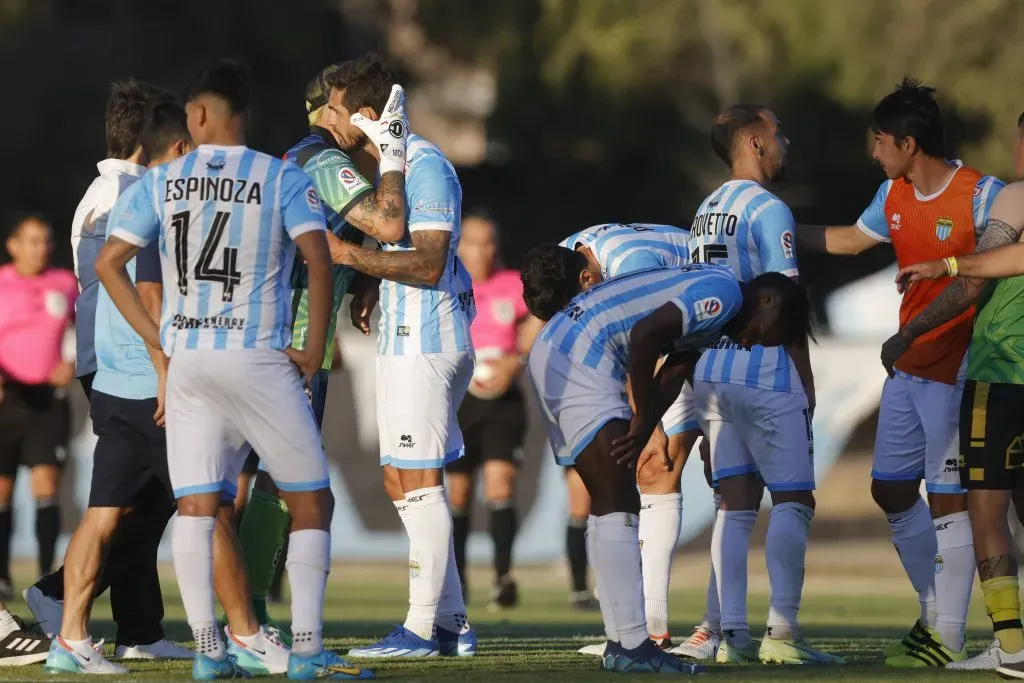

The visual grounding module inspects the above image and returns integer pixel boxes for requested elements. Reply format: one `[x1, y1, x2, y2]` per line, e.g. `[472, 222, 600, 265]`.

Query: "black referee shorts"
[446, 389, 527, 475]
[88, 391, 173, 507]
[0, 381, 68, 477]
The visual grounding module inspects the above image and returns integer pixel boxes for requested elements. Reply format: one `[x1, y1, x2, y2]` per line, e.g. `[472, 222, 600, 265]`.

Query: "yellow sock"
[982, 576, 1024, 654]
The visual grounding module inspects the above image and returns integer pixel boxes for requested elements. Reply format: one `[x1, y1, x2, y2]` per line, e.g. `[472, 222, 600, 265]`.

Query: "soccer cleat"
[715, 634, 759, 663]
[998, 659, 1024, 679]
[116, 639, 193, 660]
[288, 649, 374, 679]
[948, 638, 1024, 671]
[600, 640, 702, 675]
[347, 626, 439, 658]
[193, 652, 251, 680]
[487, 576, 520, 611]
[577, 642, 606, 656]
[226, 626, 291, 675]
[882, 619, 929, 659]
[437, 625, 477, 657]
[758, 635, 845, 664]
[570, 591, 601, 611]
[669, 626, 720, 660]
[884, 626, 965, 667]
[43, 636, 129, 675]
[23, 585, 62, 638]
[0, 628, 49, 666]
[649, 633, 672, 651]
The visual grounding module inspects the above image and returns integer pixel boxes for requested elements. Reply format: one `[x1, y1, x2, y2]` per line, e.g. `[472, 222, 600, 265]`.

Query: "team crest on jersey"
[693, 296, 723, 322]
[890, 213, 902, 233]
[44, 291, 68, 319]
[935, 216, 954, 241]
[492, 299, 516, 325]
[305, 187, 321, 213]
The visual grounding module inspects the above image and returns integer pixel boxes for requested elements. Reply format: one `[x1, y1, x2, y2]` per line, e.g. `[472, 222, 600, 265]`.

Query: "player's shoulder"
[490, 269, 524, 291]
[44, 267, 78, 291]
[408, 135, 457, 176]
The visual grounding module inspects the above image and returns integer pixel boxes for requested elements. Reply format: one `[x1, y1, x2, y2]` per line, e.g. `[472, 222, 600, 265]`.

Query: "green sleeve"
[305, 148, 373, 221]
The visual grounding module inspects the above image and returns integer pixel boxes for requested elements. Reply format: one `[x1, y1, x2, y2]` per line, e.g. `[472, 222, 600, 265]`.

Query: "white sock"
[400, 486, 452, 641]
[639, 493, 681, 637]
[589, 513, 647, 650]
[701, 494, 723, 632]
[887, 498, 938, 628]
[934, 511, 973, 651]
[62, 636, 93, 657]
[0, 609, 19, 639]
[286, 529, 330, 654]
[586, 516, 615, 641]
[173, 516, 223, 658]
[765, 502, 814, 640]
[436, 531, 470, 635]
[712, 509, 756, 646]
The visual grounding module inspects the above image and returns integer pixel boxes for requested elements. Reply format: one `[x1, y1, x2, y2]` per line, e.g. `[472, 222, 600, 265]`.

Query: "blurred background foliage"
[2, 0, 1022, 324]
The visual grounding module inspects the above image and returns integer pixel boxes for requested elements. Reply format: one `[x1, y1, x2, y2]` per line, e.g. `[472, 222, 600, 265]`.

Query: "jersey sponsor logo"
[693, 296, 723, 322]
[973, 185, 982, 198]
[164, 177, 262, 205]
[170, 313, 246, 330]
[399, 434, 416, 448]
[388, 120, 406, 138]
[492, 299, 516, 325]
[305, 187, 321, 213]
[44, 290, 68, 319]
[396, 325, 410, 337]
[890, 212, 902, 233]
[936, 216, 954, 241]
[338, 168, 360, 189]
[781, 230, 794, 259]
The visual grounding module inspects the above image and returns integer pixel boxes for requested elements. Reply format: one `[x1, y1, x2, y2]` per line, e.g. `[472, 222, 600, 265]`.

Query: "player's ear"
[579, 268, 597, 291]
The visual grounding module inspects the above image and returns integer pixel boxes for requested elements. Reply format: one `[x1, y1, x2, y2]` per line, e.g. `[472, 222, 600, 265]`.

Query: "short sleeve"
[280, 162, 327, 239]
[751, 199, 798, 278]
[135, 241, 162, 284]
[306, 149, 373, 220]
[610, 250, 665, 277]
[109, 177, 160, 247]
[408, 155, 459, 233]
[855, 180, 893, 243]
[668, 274, 744, 342]
[973, 175, 1006, 237]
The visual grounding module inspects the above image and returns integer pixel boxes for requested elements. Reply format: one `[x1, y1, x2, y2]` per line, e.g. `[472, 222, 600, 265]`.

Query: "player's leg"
[444, 418, 479, 603]
[26, 390, 66, 577]
[565, 467, 596, 608]
[29, 464, 60, 578]
[0, 468, 16, 601]
[871, 374, 937, 656]
[233, 452, 259, 522]
[238, 467, 289, 628]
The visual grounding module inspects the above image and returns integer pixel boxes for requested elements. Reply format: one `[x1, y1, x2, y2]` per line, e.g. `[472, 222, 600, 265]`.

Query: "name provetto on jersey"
[690, 211, 738, 237]
[170, 314, 246, 331]
[163, 177, 263, 204]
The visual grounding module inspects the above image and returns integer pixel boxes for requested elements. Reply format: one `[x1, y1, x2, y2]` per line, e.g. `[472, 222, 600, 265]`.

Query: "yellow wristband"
[945, 256, 959, 277]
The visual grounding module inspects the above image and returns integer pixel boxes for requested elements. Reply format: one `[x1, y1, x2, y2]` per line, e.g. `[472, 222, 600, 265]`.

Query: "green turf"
[2, 564, 998, 681]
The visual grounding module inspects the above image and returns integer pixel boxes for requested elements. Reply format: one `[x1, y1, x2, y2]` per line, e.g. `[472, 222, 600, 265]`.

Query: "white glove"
[350, 84, 409, 176]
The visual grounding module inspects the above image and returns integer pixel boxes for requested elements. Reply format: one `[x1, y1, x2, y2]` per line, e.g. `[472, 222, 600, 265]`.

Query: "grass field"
[0, 541, 1002, 681]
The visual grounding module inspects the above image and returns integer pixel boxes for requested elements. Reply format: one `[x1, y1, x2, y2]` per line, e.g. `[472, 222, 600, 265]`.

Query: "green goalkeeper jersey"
[966, 274, 1024, 384]
[285, 127, 373, 370]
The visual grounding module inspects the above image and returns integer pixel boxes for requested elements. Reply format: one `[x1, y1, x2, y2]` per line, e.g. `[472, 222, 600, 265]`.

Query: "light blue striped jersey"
[689, 179, 799, 392]
[558, 223, 690, 277]
[377, 134, 475, 356]
[536, 264, 742, 381]
[110, 145, 327, 355]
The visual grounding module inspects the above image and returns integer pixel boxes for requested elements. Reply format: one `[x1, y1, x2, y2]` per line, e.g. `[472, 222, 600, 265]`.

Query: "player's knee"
[637, 465, 680, 495]
[870, 478, 919, 515]
[927, 491, 967, 517]
[771, 489, 815, 510]
[589, 477, 640, 517]
[483, 466, 516, 502]
[382, 465, 404, 502]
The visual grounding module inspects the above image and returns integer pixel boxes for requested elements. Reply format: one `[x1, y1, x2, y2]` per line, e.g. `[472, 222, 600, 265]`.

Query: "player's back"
[560, 223, 690, 277]
[539, 264, 741, 379]
[125, 144, 325, 354]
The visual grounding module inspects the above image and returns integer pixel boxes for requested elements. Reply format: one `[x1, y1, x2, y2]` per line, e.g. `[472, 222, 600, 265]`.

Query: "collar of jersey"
[97, 158, 145, 178]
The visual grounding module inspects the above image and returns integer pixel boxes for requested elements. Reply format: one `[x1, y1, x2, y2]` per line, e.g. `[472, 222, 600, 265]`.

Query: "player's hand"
[285, 346, 320, 383]
[880, 329, 913, 378]
[350, 284, 379, 336]
[154, 372, 166, 427]
[350, 84, 409, 176]
[636, 424, 671, 474]
[47, 361, 75, 388]
[326, 232, 352, 266]
[895, 260, 948, 293]
[610, 414, 657, 468]
[699, 436, 713, 488]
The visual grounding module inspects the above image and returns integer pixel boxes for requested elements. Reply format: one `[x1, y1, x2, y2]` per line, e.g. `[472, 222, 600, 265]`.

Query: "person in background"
[445, 209, 542, 610]
[0, 214, 75, 602]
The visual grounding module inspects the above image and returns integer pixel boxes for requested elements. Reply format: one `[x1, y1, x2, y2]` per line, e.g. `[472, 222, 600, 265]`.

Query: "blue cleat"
[193, 652, 251, 680]
[288, 650, 374, 679]
[347, 626, 439, 659]
[437, 625, 477, 657]
[601, 640, 704, 675]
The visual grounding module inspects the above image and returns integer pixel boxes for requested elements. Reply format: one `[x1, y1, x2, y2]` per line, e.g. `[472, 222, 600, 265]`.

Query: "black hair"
[710, 104, 767, 165]
[140, 100, 189, 161]
[1017, 111, 1024, 128]
[323, 54, 395, 115]
[747, 271, 815, 346]
[184, 59, 252, 115]
[870, 77, 946, 158]
[521, 244, 588, 321]
[106, 79, 173, 159]
[3, 211, 51, 242]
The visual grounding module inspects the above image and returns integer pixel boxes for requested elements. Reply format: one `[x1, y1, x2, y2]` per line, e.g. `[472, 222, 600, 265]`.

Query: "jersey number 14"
[171, 210, 242, 302]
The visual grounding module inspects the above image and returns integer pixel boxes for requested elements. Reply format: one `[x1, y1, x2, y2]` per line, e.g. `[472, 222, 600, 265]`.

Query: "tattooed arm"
[342, 170, 406, 244]
[333, 229, 449, 286]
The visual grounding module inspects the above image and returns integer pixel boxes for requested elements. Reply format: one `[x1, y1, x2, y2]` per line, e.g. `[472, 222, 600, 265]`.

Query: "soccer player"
[28, 80, 188, 661]
[233, 63, 410, 637]
[94, 59, 371, 680]
[522, 248, 810, 674]
[553, 222, 696, 652]
[445, 209, 543, 610]
[315, 55, 478, 659]
[43, 100, 194, 676]
[797, 79, 1003, 667]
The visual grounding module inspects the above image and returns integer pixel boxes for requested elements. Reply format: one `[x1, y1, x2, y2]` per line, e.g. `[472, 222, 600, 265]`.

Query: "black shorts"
[445, 390, 527, 474]
[0, 382, 68, 476]
[960, 380, 1024, 490]
[88, 391, 173, 507]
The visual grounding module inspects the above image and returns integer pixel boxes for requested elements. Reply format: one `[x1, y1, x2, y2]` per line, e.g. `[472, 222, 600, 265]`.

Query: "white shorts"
[376, 351, 474, 470]
[165, 349, 328, 498]
[662, 383, 699, 436]
[527, 338, 631, 466]
[872, 370, 963, 494]
[693, 380, 814, 492]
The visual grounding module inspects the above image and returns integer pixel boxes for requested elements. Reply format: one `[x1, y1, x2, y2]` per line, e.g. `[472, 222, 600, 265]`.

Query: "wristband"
[944, 256, 959, 277]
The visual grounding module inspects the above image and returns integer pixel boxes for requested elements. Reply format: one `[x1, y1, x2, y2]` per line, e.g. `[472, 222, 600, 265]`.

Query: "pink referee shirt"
[470, 269, 528, 360]
[0, 264, 77, 384]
